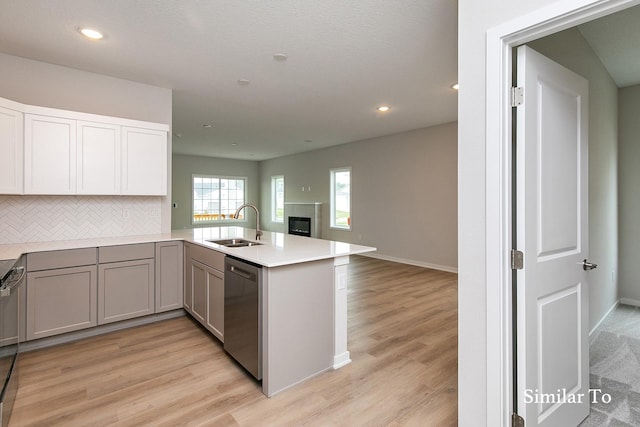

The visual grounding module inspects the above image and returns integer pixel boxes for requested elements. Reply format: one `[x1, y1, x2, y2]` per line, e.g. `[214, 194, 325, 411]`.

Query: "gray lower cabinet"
[155, 241, 183, 313]
[184, 243, 224, 342]
[98, 244, 155, 325]
[26, 248, 98, 340]
[27, 265, 98, 340]
[184, 243, 192, 313]
[205, 266, 224, 340]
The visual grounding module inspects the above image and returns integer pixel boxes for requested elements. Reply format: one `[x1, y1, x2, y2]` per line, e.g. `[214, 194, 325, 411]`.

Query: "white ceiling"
[578, 5, 640, 88]
[0, 0, 458, 161]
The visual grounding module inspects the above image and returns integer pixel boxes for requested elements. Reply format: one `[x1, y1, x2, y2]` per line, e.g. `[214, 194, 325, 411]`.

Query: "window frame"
[330, 167, 352, 231]
[271, 175, 285, 223]
[191, 174, 248, 225]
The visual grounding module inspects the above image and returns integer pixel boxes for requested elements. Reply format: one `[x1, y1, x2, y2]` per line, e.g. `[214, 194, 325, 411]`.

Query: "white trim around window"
[271, 175, 285, 223]
[191, 174, 248, 225]
[330, 167, 351, 230]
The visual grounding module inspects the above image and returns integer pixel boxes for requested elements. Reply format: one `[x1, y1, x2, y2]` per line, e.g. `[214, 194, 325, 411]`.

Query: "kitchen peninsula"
[0, 227, 376, 397]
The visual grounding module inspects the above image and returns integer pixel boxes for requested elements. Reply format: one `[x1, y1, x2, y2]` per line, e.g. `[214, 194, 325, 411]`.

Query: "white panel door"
[0, 104, 23, 194]
[121, 126, 167, 195]
[77, 121, 121, 195]
[516, 46, 590, 426]
[24, 114, 76, 194]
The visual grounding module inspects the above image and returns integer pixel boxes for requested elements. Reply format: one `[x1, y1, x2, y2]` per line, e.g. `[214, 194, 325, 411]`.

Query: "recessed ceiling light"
[452, 83, 459, 90]
[79, 27, 104, 40]
[231, 143, 238, 146]
[273, 53, 288, 62]
[201, 124, 212, 128]
[237, 79, 250, 86]
[377, 106, 391, 112]
[304, 139, 313, 143]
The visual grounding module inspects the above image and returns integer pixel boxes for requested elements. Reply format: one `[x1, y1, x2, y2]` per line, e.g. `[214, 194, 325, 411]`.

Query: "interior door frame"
[484, 0, 640, 425]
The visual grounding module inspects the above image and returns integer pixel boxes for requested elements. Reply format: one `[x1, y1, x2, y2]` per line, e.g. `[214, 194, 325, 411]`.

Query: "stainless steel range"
[0, 257, 25, 427]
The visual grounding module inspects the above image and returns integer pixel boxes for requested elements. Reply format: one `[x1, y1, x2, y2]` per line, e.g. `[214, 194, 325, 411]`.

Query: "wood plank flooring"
[9, 256, 458, 426]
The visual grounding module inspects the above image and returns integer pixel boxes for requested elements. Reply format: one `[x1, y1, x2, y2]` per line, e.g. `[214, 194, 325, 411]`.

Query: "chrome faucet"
[233, 203, 263, 240]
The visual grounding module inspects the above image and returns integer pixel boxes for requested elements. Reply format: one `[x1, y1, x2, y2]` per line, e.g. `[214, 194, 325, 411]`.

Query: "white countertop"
[0, 227, 376, 268]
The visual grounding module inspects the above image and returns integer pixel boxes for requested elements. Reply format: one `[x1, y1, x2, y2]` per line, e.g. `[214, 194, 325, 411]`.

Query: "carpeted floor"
[579, 304, 640, 426]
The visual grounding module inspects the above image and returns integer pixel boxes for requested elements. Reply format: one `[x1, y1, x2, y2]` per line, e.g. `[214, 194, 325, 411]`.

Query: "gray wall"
[0, 52, 174, 232]
[259, 123, 458, 271]
[172, 154, 260, 230]
[0, 53, 172, 124]
[530, 27, 619, 332]
[618, 85, 640, 305]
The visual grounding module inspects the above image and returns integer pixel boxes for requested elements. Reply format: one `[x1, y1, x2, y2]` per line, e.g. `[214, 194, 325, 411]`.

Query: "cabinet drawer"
[189, 244, 225, 271]
[99, 243, 155, 263]
[27, 247, 97, 272]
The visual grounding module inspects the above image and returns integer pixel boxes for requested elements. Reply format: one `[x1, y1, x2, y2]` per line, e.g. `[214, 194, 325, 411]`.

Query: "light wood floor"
[10, 256, 458, 426]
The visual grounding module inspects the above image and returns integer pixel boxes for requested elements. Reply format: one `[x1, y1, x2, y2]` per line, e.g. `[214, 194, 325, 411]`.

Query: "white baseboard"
[620, 298, 640, 308]
[362, 253, 458, 273]
[333, 351, 352, 369]
[589, 300, 619, 337]
[20, 309, 186, 352]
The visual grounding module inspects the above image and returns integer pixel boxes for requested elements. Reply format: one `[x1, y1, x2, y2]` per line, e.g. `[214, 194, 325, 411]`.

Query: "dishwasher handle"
[229, 265, 253, 280]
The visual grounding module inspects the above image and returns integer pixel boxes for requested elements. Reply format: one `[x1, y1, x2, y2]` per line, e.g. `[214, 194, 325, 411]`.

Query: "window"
[330, 167, 351, 230]
[192, 175, 246, 224]
[271, 175, 285, 223]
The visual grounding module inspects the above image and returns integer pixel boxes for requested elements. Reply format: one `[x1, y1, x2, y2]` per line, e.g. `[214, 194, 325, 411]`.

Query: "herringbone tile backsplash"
[0, 196, 162, 244]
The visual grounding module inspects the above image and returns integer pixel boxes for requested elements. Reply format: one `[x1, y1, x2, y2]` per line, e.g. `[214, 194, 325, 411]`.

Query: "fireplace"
[284, 202, 322, 238]
[288, 216, 311, 237]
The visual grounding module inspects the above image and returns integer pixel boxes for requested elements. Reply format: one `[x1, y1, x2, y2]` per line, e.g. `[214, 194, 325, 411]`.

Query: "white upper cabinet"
[77, 121, 121, 195]
[0, 99, 24, 194]
[9, 97, 169, 196]
[24, 114, 77, 195]
[122, 127, 167, 196]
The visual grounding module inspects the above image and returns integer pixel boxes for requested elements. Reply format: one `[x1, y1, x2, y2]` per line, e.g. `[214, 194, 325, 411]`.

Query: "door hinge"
[511, 86, 524, 107]
[512, 412, 525, 427]
[511, 249, 524, 270]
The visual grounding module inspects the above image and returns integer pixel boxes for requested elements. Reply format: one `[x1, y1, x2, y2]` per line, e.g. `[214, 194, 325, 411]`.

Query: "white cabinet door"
[77, 121, 121, 195]
[24, 114, 76, 194]
[0, 104, 23, 194]
[122, 127, 167, 196]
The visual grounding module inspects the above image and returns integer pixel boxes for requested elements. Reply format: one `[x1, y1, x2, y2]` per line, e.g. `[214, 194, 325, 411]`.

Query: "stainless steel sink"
[207, 238, 263, 248]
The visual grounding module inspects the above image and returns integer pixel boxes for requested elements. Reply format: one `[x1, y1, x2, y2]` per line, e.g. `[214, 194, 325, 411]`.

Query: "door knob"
[582, 259, 598, 271]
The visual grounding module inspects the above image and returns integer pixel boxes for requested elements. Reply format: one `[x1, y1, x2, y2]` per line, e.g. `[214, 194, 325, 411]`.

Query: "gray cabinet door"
[183, 243, 192, 313]
[206, 266, 224, 341]
[190, 259, 208, 324]
[98, 258, 154, 325]
[155, 242, 183, 313]
[26, 265, 97, 340]
[189, 258, 224, 342]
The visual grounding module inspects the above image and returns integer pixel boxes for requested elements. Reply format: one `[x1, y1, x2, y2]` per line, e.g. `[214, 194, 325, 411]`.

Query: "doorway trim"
[484, 0, 640, 425]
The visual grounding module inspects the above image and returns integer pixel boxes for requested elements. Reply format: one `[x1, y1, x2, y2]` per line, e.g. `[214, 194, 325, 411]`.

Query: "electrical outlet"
[122, 208, 130, 219]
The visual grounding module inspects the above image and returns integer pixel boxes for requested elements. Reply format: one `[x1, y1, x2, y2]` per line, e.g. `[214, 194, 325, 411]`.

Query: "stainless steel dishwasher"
[224, 256, 262, 380]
